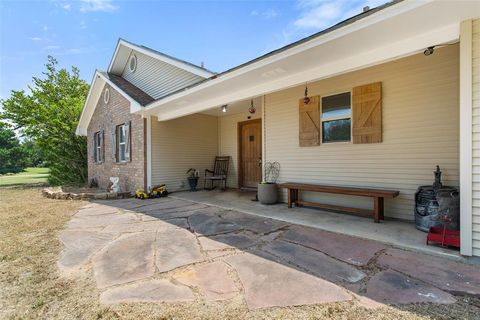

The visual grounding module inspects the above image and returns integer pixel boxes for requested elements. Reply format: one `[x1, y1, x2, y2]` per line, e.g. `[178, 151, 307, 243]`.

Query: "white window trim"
[117, 124, 127, 162]
[320, 91, 352, 144]
[129, 54, 137, 73]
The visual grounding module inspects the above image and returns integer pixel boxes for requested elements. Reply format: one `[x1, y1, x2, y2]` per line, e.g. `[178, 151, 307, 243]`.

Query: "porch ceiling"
[200, 96, 262, 117]
[140, 0, 480, 122]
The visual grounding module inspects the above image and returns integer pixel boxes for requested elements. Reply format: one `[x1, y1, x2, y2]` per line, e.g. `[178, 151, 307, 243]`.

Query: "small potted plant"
[186, 168, 199, 191]
[258, 162, 280, 204]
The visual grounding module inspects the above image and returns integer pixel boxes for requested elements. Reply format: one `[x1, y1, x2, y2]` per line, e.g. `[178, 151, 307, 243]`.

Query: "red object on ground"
[426, 226, 460, 248]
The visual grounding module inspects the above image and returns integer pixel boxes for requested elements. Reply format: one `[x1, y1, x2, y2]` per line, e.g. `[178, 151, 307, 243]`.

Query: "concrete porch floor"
[172, 189, 462, 260]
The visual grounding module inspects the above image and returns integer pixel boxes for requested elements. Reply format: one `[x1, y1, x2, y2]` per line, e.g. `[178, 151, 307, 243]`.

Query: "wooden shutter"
[90, 135, 95, 160]
[100, 130, 105, 162]
[111, 128, 117, 161]
[352, 82, 382, 144]
[299, 96, 320, 147]
[125, 121, 131, 162]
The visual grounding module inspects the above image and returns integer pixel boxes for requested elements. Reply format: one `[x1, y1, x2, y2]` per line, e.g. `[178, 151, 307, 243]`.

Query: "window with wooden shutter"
[299, 96, 320, 147]
[125, 121, 131, 162]
[90, 136, 95, 160]
[93, 131, 103, 163]
[100, 130, 105, 162]
[111, 129, 117, 161]
[352, 82, 382, 144]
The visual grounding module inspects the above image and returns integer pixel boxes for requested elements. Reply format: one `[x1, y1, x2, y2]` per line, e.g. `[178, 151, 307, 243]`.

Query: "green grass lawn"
[0, 167, 50, 186]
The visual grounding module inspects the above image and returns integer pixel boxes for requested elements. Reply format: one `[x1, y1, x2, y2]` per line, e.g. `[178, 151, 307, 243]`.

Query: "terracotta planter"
[258, 183, 278, 204]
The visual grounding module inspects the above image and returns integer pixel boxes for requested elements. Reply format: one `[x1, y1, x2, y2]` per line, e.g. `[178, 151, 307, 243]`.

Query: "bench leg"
[294, 189, 299, 207]
[373, 197, 384, 223]
[287, 189, 293, 208]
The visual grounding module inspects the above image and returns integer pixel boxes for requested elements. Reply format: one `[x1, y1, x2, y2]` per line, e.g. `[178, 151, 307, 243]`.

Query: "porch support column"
[459, 19, 473, 256]
[146, 115, 152, 188]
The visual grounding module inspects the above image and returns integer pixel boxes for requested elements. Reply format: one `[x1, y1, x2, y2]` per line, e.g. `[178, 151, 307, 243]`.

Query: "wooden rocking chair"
[204, 156, 230, 190]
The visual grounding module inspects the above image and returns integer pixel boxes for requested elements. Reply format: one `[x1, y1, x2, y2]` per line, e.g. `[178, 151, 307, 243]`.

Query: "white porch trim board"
[460, 19, 473, 257]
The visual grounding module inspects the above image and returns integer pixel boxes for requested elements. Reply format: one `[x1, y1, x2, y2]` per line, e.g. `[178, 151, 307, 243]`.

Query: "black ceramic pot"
[187, 177, 199, 191]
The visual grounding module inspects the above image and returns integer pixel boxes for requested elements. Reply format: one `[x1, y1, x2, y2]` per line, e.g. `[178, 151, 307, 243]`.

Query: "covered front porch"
[172, 189, 463, 260]
[141, 1, 478, 257]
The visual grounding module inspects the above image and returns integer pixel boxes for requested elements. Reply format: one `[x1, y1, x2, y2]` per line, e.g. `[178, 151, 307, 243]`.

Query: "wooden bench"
[279, 183, 399, 223]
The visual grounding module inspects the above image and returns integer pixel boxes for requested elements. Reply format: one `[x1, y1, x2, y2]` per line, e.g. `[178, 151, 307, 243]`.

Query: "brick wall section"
[87, 84, 146, 192]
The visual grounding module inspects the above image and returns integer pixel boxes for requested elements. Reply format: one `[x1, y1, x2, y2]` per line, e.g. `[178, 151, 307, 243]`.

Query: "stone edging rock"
[42, 187, 132, 200]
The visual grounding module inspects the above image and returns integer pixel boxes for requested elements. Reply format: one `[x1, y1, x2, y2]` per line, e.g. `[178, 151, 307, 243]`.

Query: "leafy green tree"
[0, 56, 89, 185]
[21, 138, 44, 167]
[0, 122, 29, 174]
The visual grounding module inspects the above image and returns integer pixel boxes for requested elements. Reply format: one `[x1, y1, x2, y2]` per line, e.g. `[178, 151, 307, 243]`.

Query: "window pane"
[118, 125, 125, 143]
[322, 92, 351, 119]
[119, 144, 126, 161]
[322, 119, 351, 143]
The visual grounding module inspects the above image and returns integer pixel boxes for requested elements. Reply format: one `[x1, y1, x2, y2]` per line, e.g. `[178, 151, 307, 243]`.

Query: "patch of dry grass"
[0, 186, 478, 319]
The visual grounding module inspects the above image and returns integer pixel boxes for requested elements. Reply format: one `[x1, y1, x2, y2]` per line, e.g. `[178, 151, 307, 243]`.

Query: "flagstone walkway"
[58, 197, 480, 310]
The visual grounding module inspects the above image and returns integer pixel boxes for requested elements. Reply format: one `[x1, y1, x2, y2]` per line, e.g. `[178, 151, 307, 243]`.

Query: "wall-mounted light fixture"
[424, 46, 435, 56]
[221, 104, 228, 113]
[249, 99, 256, 114]
[303, 83, 310, 104]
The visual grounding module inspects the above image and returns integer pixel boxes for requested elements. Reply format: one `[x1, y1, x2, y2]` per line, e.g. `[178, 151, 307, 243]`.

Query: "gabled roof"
[108, 38, 215, 78]
[102, 72, 154, 106]
[77, 38, 213, 136]
[76, 70, 150, 135]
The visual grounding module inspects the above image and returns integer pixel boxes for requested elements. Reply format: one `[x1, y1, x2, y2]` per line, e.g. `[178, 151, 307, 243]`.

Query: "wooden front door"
[238, 119, 262, 189]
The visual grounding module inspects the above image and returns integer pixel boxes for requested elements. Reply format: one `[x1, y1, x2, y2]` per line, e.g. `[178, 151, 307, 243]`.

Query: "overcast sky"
[0, 0, 386, 101]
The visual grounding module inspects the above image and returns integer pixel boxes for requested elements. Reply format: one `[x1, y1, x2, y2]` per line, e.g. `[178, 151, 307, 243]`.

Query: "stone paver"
[67, 211, 139, 229]
[94, 198, 159, 210]
[100, 220, 166, 233]
[199, 231, 260, 251]
[141, 204, 213, 221]
[280, 225, 386, 266]
[220, 211, 289, 234]
[223, 251, 352, 309]
[155, 228, 204, 272]
[377, 248, 480, 296]
[366, 270, 456, 305]
[198, 236, 233, 251]
[100, 279, 195, 304]
[59, 198, 480, 309]
[92, 232, 156, 288]
[58, 230, 116, 275]
[188, 211, 242, 236]
[142, 202, 208, 214]
[174, 261, 238, 301]
[74, 205, 119, 217]
[261, 239, 365, 284]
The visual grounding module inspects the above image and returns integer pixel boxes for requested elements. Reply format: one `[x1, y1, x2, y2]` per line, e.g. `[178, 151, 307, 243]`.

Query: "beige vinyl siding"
[122, 51, 205, 100]
[264, 45, 459, 221]
[150, 114, 218, 191]
[218, 110, 262, 188]
[472, 19, 480, 256]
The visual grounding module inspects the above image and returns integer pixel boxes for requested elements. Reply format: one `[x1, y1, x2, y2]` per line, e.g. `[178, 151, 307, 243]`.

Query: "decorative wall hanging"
[248, 99, 256, 114]
[303, 83, 310, 104]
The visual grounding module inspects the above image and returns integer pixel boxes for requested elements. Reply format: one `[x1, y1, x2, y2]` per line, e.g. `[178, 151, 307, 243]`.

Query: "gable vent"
[129, 54, 137, 73]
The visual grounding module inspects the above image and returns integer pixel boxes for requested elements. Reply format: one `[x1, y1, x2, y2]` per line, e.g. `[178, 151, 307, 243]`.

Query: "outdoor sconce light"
[249, 99, 256, 114]
[303, 83, 310, 104]
[424, 46, 435, 56]
[221, 104, 228, 113]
